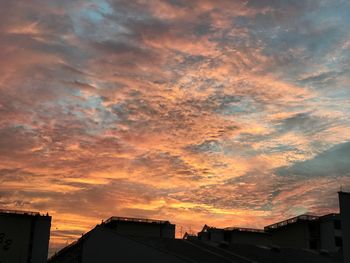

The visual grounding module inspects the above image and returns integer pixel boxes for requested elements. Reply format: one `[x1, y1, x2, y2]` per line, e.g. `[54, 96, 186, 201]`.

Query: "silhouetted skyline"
[48, 191, 350, 262]
[0, 191, 348, 262]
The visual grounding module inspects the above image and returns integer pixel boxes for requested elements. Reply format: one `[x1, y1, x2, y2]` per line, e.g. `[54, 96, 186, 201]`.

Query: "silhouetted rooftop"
[223, 227, 266, 233]
[264, 214, 319, 231]
[0, 209, 46, 217]
[132, 236, 342, 263]
[104, 216, 171, 225]
[225, 243, 342, 263]
[338, 191, 350, 196]
[319, 213, 340, 220]
[49, 227, 94, 261]
[202, 224, 268, 234]
[123, 233, 251, 263]
[49, 224, 343, 263]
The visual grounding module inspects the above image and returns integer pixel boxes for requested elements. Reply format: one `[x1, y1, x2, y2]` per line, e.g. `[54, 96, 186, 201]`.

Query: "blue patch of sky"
[81, 95, 120, 129]
[234, 1, 350, 83]
[81, 0, 113, 22]
[276, 141, 350, 177]
[216, 96, 258, 116]
[56, 89, 118, 134]
[186, 138, 260, 157]
[187, 133, 305, 157]
[187, 140, 222, 153]
[290, 206, 308, 216]
[97, 0, 114, 15]
[70, 0, 128, 41]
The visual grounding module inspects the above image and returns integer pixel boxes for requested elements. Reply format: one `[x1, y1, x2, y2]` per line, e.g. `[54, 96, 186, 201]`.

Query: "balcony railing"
[264, 214, 319, 231]
[0, 209, 41, 216]
[104, 216, 170, 225]
[224, 227, 266, 233]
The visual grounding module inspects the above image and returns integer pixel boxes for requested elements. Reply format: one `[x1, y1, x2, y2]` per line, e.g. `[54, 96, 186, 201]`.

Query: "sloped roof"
[48, 226, 97, 262]
[223, 243, 342, 263]
[129, 235, 246, 263]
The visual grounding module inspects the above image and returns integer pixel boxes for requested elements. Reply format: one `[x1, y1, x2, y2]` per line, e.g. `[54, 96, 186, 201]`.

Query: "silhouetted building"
[198, 225, 226, 243]
[264, 214, 321, 249]
[102, 216, 175, 238]
[319, 213, 343, 252]
[183, 232, 197, 241]
[196, 191, 350, 262]
[49, 222, 341, 263]
[198, 225, 271, 246]
[339, 191, 350, 263]
[263, 213, 344, 252]
[49, 216, 178, 263]
[198, 213, 344, 253]
[0, 209, 51, 263]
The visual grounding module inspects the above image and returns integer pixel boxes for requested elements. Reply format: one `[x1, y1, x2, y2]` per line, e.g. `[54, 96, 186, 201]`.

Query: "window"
[308, 223, 319, 238]
[308, 224, 316, 232]
[334, 220, 341, 230]
[224, 231, 231, 242]
[335, 236, 343, 247]
[309, 240, 318, 249]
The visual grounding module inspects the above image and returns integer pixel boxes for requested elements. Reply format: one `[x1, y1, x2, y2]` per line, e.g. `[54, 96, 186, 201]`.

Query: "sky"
[0, 0, 350, 255]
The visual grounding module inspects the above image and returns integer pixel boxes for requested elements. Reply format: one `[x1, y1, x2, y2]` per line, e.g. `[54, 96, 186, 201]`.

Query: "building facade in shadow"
[339, 191, 350, 263]
[0, 209, 51, 263]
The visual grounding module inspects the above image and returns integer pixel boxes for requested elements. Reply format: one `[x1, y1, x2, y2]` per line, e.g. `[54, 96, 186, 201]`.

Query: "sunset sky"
[1, 0, 350, 254]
